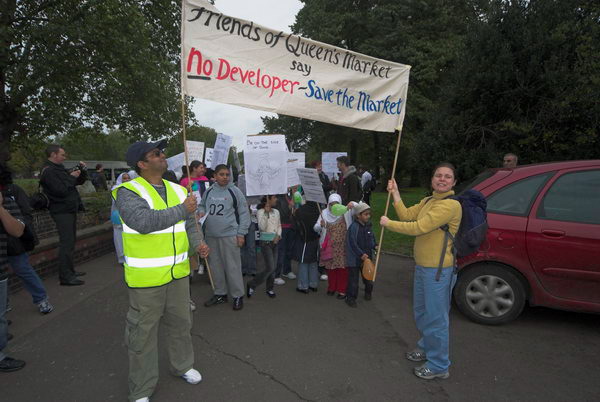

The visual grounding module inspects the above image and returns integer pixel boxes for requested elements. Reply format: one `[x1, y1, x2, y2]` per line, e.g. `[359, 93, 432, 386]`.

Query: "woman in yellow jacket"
[380, 163, 462, 380]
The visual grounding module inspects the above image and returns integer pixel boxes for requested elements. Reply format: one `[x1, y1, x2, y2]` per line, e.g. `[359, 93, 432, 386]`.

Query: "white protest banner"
[185, 140, 205, 163]
[244, 134, 287, 153]
[204, 148, 213, 166]
[297, 168, 327, 204]
[322, 152, 346, 178]
[290, 152, 305, 168]
[244, 135, 287, 196]
[209, 133, 232, 168]
[236, 174, 262, 205]
[286, 158, 300, 187]
[181, 0, 410, 133]
[167, 152, 186, 175]
[286, 152, 305, 187]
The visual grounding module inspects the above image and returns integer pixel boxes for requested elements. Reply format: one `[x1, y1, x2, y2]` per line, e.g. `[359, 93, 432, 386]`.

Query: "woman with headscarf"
[291, 200, 321, 293]
[111, 172, 132, 264]
[313, 194, 354, 298]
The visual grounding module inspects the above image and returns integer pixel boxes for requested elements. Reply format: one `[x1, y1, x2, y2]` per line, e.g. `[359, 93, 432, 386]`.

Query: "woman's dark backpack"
[433, 189, 488, 281]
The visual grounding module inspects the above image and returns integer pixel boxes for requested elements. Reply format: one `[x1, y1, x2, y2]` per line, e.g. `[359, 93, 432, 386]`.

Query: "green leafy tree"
[266, 0, 475, 182]
[1, 0, 191, 162]
[58, 128, 132, 161]
[418, 0, 600, 181]
[261, 115, 313, 152]
[7, 136, 46, 177]
[165, 125, 218, 158]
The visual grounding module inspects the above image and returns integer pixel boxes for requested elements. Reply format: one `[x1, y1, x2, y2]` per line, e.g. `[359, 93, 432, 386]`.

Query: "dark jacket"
[338, 166, 362, 205]
[291, 202, 320, 263]
[91, 170, 108, 191]
[319, 171, 332, 199]
[40, 160, 87, 214]
[346, 219, 377, 267]
[7, 184, 39, 255]
[275, 194, 293, 226]
[0, 195, 23, 280]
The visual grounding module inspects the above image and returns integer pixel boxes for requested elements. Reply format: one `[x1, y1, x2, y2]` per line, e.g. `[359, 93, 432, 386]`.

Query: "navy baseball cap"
[125, 139, 168, 168]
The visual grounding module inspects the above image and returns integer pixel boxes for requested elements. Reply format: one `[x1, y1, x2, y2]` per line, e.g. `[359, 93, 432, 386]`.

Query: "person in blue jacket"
[345, 202, 376, 307]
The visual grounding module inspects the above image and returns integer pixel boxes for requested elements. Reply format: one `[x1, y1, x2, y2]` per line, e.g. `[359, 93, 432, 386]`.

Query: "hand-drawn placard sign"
[181, 0, 411, 133]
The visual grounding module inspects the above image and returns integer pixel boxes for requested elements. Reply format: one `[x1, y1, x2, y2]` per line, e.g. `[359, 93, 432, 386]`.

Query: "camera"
[69, 163, 87, 173]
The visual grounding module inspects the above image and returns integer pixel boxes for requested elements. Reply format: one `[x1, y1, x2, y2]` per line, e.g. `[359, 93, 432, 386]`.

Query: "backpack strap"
[227, 188, 240, 225]
[430, 195, 458, 281]
[436, 224, 457, 281]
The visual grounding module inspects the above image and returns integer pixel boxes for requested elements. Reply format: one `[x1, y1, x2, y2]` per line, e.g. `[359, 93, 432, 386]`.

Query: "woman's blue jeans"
[9, 253, 47, 304]
[413, 265, 457, 373]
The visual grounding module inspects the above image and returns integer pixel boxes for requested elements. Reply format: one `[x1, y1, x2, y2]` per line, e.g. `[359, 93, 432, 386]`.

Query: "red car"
[454, 160, 600, 325]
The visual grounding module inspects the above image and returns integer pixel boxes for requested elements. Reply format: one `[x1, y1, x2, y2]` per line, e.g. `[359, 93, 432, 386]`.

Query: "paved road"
[2, 253, 599, 401]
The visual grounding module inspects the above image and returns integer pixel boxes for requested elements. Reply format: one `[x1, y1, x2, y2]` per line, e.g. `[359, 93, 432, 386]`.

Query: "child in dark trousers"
[345, 202, 376, 308]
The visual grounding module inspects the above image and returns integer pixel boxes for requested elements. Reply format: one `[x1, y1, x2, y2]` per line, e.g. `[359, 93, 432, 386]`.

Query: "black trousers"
[248, 241, 278, 292]
[51, 213, 77, 282]
[346, 265, 374, 300]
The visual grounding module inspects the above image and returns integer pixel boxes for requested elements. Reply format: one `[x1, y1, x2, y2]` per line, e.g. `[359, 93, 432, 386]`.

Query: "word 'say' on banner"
[181, 0, 411, 133]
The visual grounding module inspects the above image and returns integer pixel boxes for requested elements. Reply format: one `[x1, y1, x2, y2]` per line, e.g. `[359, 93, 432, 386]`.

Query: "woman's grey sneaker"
[413, 365, 449, 380]
[405, 349, 427, 362]
[38, 300, 54, 314]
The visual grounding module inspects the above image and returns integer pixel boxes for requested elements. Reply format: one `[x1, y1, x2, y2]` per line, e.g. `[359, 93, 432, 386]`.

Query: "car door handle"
[541, 230, 566, 238]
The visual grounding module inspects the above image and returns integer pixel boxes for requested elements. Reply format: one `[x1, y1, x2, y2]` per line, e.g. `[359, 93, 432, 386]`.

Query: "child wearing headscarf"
[313, 194, 355, 298]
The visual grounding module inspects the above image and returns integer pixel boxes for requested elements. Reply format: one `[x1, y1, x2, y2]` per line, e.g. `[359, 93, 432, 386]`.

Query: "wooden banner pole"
[372, 126, 403, 282]
[181, 95, 215, 290]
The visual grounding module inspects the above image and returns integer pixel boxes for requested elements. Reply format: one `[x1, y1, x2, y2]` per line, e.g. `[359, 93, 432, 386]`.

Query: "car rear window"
[537, 169, 600, 225]
[456, 170, 496, 194]
[486, 172, 554, 216]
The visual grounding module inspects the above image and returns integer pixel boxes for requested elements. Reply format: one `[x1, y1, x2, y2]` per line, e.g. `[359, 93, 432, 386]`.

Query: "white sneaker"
[282, 272, 296, 279]
[274, 278, 285, 285]
[190, 299, 196, 312]
[181, 368, 202, 384]
[320, 274, 328, 281]
[135, 398, 150, 402]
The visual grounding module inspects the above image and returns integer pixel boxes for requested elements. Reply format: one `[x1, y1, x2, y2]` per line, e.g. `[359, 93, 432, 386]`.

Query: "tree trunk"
[0, 0, 18, 163]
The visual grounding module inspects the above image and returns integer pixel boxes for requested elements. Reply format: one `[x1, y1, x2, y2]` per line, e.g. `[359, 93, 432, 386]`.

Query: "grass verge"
[368, 188, 428, 256]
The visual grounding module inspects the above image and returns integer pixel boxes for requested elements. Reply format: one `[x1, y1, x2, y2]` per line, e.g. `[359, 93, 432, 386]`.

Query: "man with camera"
[40, 144, 87, 286]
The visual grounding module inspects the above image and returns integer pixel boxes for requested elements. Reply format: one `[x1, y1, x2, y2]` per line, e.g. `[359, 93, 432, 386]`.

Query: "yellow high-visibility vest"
[112, 177, 190, 288]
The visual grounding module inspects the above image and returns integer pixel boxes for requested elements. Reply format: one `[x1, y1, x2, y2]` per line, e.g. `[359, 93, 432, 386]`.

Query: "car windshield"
[456, 169, 496, 194]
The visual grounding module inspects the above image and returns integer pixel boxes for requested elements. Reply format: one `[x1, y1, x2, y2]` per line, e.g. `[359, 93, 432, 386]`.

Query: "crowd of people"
[0, 140, 520, 400]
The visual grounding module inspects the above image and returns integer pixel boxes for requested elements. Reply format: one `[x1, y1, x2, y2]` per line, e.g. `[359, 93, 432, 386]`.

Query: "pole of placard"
[372, 126, 403, 282]
[181, 95, 215, 290]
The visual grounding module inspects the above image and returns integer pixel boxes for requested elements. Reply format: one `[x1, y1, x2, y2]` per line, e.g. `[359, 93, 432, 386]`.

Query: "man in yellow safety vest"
[113, 139, 209, 402]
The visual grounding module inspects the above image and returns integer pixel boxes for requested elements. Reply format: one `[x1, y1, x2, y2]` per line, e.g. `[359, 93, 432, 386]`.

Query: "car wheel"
[454, 263, 526, 325]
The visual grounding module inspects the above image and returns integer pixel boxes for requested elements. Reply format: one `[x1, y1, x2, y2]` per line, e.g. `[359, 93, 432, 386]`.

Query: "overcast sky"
[190, 0, 304, 148]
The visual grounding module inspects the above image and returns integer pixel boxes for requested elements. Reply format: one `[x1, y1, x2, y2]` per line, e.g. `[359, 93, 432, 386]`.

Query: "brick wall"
[8, 223, 115, 293]
[33, 209, 111, 240]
